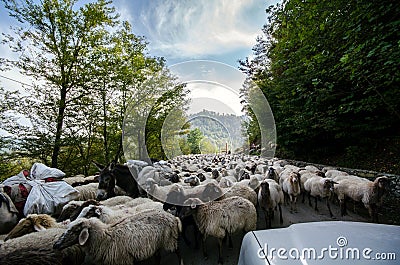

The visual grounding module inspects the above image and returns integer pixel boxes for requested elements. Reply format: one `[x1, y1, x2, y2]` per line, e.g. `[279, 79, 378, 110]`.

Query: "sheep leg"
[326, 198, 334, 218]
[308, 192, 312, 207]
[278, 204, 283, 225]
[217, 238, 224, 265]
[293, 196, 298, 213]
[202, 235, 208, 260]
[228, 235, 233, 249]
[340, 198, 347, 216]
[302, 191, 306, 203]
[175, 246, 184, 265]
[314, 196, 319, 212]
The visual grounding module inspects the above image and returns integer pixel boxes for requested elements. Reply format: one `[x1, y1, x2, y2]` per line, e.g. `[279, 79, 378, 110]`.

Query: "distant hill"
[188, 110, 247, 152]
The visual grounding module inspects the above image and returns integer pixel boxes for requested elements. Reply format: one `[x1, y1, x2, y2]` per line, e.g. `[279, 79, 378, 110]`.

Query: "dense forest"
[189, 110, 246, 153]
[240, 0, 400, 174]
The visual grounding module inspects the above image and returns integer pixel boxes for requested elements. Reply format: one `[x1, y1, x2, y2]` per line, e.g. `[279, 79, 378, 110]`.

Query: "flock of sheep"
[0, 154, 391, 265]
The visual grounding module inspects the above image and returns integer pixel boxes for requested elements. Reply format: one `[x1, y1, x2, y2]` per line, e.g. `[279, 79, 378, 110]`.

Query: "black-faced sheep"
[53, 210, 184, 265]
[258, 179, 284, 228]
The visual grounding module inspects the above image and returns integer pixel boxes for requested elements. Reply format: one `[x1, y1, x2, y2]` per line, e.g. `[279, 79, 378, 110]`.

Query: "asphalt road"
[159, 198, 369, 265]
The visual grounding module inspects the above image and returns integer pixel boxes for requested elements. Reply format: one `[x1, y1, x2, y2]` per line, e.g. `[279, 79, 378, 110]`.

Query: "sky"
[0, 0, 279, 116]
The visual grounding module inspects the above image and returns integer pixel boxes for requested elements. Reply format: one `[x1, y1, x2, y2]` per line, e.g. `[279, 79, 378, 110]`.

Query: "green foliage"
[186, 128, 203, 154]
[0, 0, 189, 175]
[240, 0, 400, 168]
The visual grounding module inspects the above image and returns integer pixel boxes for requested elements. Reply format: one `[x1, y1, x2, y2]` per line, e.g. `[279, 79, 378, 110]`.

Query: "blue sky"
[0, 0, 279, 116]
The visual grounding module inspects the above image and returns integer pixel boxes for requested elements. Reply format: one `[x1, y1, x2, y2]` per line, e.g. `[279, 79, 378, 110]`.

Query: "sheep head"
[5, 214, 56, 241]
[179, 198, 204, 219]
[54, 218, 92, 250]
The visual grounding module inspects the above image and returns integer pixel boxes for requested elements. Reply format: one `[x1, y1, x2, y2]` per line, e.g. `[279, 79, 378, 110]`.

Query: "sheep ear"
[79, 228, 89, 245]
[34, 224, 46, 231]
[95, 208, 101, 216]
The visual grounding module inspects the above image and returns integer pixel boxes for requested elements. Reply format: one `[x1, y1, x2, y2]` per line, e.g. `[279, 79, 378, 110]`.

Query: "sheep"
[5, 213, 66, 241]
[220, 184, 258, 206]
[219, 177, 234, 188]
[74, 182, 127, 201]
[62, 175, 97, 187]
[0, 192, 19, 234]
[332, 174, 369, 183]
[334, 176, 390, 222]
[303, 177, 337, 217]
[279, 170, 301, 213]
[58, 199, 101, 222]
[53, 210, 184, 265]
[184, 175, 201, 186]
[0, 228, 85, 265]
[235, 175, 260, 192]
[299, 171, 325, 203]
[78, 201, 164, 224]
[258, 179, 284, 228]
[325, 169, 349, 178]
[265, 167, 279, 182]
[179, 196, 256, 265]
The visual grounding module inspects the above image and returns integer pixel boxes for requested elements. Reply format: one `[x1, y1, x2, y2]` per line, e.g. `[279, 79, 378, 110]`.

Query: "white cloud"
[137, 0, 266, 59]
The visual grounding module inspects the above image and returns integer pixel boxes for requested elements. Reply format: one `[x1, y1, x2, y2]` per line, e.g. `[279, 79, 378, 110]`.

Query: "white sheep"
[279, 169, 301, 213]
[220, 184, 258, 206]
[235, 175, 260, 192]
[334, 176, 390, 222]
[78, 201, 163, 224]
[74, 182, 127, 201]
[180, 196, 256, 264]
[258, 179, 284, 228]
[53, 210, 184, 265]
[303, 177, 337, 217]
[0, 228, 85, 265]
[325, 169, 349, 178]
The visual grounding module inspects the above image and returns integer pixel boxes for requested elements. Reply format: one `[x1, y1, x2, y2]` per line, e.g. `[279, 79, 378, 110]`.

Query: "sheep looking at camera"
[279, 169, 301, 213]
[258, 179, 284, 228]
[53, 210, 183, 265]
[303, 177, 337, 217]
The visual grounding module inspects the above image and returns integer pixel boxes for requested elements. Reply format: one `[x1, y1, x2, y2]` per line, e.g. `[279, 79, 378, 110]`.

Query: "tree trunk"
[102, 82, 109, 164]
[51, 86, 67, 168]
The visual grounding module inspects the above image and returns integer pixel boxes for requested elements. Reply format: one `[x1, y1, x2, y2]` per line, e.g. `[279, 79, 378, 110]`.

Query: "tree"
[1, 0, 119, 167]
[187, 128, 203, 154]
[240, 0, 400, 165]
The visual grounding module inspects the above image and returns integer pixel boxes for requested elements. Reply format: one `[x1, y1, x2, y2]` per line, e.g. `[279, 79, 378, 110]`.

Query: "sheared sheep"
[0, 228, 85, 265]
[53, 210, 184, 265]
[334, 176, 390, 222]
[5, 213, 66, 241]
[258, 179, 284, 228]
[180, 196, 256, 265]
[303, 177, 337, 217]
